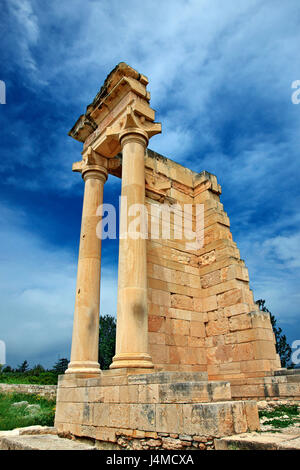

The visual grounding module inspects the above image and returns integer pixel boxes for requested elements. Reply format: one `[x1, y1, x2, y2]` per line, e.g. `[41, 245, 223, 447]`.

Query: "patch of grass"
[0, 392, 56, 431]
[259, 404, 300, 430]
[262, 418, 299, 428]
[259, 405, 299, 419]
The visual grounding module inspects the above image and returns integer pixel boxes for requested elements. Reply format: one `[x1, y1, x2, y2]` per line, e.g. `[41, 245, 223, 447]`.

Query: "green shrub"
[0, 372, 58, 385]
[0, 392, 56, 431]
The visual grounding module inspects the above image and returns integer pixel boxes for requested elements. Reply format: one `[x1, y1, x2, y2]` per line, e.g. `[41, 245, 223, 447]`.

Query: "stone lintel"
[274, 368, 300, 377]
[127, 371, 208, 384]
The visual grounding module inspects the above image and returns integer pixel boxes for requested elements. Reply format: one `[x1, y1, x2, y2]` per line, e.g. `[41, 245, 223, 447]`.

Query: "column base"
[109, 353, 154, 370]
[65, 361, 101, 377]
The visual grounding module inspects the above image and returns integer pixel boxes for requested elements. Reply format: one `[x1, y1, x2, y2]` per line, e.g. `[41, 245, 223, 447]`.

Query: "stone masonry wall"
[193, 171, 281, 381]
[0, 383, 57, 400]
[143, 149, 281, 380]
[145, 150, 206, 372]
[55, 371, 260, 448]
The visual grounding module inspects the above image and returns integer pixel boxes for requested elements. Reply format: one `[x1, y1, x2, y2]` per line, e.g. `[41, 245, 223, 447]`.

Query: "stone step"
[127, 371, 208, 384]
[273, 369, 300, 384]
[0, 434, 95, 451]
[215, 432, 300, 450]
[3, 431, 300, 450]
[274, 369, 300, 376]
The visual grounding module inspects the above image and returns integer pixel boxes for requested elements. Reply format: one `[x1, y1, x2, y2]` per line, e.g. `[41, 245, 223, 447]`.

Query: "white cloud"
[263, 234, 300, 269]
[236, 226, 300, 327]
[8, 0, 42, 79]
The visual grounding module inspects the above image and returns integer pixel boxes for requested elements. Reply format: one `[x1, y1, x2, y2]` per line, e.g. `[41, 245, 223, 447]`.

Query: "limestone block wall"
[55, 371, 260, 449]
[145, 151, 206, 372]
[143, 150, 281, 380]
[193, 171, 281, 381]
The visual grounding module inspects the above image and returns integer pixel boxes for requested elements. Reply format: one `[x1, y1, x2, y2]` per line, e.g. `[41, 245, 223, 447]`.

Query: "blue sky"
[0, 0, 299, 368]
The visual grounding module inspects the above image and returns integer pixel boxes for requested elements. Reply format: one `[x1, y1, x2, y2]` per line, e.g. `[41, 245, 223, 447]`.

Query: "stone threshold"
[0, 434, 95, 451]
[215, 432, 300, 450]
[2, 431, 300, 450]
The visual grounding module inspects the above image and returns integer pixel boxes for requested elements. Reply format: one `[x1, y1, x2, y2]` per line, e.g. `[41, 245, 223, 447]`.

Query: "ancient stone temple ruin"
[55, 63, 300, 450]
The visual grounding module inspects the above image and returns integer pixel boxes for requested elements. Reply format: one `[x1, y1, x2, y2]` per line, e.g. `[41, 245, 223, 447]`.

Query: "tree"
[256, 299, 293, 368]
[31, 364, 45, 375]
[53, 358, 69, 375]
[17, 360, 29, 373]
[99, 315, 116, 370]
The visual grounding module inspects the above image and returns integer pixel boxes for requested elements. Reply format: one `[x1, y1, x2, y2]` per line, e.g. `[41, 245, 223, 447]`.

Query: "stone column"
[110, 129, 154, 369]
[66, 164, 107, 376]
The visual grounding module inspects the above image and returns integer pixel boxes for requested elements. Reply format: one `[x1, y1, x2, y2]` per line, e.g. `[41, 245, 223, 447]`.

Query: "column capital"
[119, 128, 149, 149]
[106, 106, 161, 151]
[72, 147, 108, 183]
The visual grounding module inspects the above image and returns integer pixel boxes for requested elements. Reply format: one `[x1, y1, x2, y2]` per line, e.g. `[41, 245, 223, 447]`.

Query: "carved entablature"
[69, 62, 161, 161]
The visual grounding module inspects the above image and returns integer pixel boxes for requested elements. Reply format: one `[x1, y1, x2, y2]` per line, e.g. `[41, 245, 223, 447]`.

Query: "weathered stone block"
[158, 381, 231, 403]
[171, 294, 193, 310]
[102, 386, 120, 403]
[190, 321, 206, 338]
[229, 313, 252, 331]
[88, 387, 104, 403]
[93, 403, 109, 427]
[224, 303, 250, 317]
[95, 427, 117, 443]
[166, 318, 190, 336]
[109, 404, 130, 428]
[148, 315, 165, 332]
[188, 336, 205, 348]
[127, 371, 208, 385]
[165, 333, 188, 347]
[217, 288, 243, 307]
[139, 384, 159, 403]
[119, 385, 139, 404]
[198, 250, 216, 266]
[206, 318, 229, 336]
[55, 402, 84, 425]
[253, 340, 277, 360]
[151, 289, 171, 306]
[149, 344, 168, 363]
[250, 311, 272, 329]
[202, 295, 218, 312]
[149, 332, 165, 345]
[156, 404, 183, 434]
[201, 270, 221, 289]
[129, 404, 156, 431]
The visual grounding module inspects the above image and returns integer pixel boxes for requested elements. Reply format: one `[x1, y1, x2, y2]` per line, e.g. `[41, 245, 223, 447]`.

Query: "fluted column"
[66, 163, 107, 376]
[110, 129, 154, 369]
